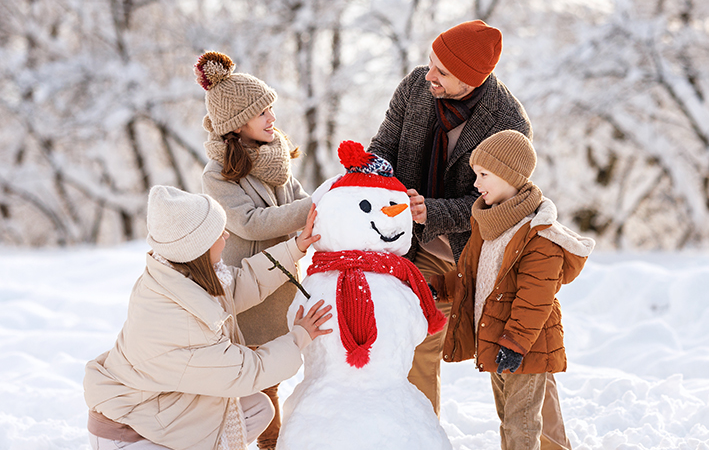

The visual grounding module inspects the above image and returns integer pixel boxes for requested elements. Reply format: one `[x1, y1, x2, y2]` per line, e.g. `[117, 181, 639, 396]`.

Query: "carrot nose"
[381, 203, 408, 217]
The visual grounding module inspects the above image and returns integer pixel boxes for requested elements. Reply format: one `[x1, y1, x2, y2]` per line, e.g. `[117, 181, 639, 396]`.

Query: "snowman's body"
[277, 178, 451, 449]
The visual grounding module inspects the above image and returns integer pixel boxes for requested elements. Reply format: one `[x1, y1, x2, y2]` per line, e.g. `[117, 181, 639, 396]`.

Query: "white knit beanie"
[146, 185, 227, 263]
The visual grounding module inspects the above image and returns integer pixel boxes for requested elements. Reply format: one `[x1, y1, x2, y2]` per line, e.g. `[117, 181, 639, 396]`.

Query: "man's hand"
[407, 189, 427, 224]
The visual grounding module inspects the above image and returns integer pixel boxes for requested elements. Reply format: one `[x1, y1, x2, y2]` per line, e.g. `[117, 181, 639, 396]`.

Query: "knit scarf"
[426, 78, 488, 198]
[205, 128, 292, 187]
[472, 182, 543, 240]
[243, 130, 292, 187]
[308, 250, 447, 368]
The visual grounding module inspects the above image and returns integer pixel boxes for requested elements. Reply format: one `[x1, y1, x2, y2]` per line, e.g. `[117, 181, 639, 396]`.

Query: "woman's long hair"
[171, 251, 225, 297]
[220, 129, 301, 183]
[221, 131, 252, 182]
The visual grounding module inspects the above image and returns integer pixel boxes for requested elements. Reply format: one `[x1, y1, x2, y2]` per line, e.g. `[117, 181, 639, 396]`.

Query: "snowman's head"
[312, 141, 412, 255]
[313, 185, 412, 254]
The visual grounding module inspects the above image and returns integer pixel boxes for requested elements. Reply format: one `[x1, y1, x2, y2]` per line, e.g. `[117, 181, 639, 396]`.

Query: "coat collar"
[241, 175, 277, 207]
[143, 253, 230, 332]
[466, 197, 595, 288]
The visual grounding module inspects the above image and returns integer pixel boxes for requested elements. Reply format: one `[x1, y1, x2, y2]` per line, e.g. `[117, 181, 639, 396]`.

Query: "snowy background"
[1, 243, 708, 450]
[3, 0, 709, 250]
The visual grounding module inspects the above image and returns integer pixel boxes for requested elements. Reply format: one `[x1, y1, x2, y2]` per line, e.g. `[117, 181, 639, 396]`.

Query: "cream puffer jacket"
[84, 238, 309, 450]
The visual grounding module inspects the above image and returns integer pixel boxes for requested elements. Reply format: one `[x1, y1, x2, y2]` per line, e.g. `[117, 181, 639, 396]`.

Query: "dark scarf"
[426, 78, 488, 198]
[308, 250, 447, 368]
[472, 182, 543, 240]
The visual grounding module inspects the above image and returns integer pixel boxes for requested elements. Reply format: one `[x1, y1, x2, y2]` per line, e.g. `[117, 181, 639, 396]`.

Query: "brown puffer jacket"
[432, 199, 594, 374]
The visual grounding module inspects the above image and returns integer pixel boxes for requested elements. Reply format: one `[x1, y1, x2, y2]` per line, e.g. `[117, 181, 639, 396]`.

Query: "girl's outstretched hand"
[293, 299, 333, 340]
[296, 203, 320, 252]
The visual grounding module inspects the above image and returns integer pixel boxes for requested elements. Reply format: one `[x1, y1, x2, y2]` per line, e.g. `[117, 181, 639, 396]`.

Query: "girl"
[195, 51, 312, 450]
[84, 185, 332, 450]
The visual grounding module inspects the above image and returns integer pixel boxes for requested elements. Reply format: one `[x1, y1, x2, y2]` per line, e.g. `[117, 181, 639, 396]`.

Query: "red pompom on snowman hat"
[331, 141, 407, 192]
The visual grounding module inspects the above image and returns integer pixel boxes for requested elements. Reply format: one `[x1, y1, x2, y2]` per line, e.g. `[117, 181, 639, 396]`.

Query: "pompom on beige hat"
[146, 185, 227, 263]
[194, 51, 277, 136]
[469, 130, 537, 189]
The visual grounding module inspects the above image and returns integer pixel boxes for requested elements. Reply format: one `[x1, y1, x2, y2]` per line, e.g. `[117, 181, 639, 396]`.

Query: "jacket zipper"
[449, 281, 466, 360]
[473, 232, 532, 367]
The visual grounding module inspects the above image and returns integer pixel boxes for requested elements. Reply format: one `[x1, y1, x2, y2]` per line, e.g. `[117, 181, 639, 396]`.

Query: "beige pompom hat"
[194, 51, 277, 137]
[146, 185, 226, 263]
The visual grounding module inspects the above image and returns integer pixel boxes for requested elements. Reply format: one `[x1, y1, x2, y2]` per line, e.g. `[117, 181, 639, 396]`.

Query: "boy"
[432, 130, 595, 450]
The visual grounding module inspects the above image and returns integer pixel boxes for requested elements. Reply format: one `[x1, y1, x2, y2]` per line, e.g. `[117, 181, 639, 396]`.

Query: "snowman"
[277, 141, 451, 450]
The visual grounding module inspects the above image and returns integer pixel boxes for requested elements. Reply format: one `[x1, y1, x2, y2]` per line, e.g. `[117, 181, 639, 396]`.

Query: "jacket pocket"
[155, 392, 198, 429]
[485, 291, 514, 321]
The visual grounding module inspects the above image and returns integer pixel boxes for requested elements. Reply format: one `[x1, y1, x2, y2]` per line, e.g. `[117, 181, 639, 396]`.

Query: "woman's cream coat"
[84, 238, 310, 450]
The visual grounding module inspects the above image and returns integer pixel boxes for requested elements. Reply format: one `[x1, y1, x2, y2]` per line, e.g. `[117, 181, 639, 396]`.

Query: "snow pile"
[1, 244, 708, 449]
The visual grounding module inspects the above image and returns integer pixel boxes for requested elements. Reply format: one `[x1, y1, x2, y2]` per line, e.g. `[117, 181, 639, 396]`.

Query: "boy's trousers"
[491, 372, 546, 450]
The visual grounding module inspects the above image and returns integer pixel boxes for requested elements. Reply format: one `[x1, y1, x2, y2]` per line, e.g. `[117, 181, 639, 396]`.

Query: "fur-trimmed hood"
[529, 197, 595, 285]
[532, 197, 595, 258]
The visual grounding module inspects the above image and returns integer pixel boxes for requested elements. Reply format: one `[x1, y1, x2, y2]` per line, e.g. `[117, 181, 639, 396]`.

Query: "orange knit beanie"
[432, 20, 502, 88]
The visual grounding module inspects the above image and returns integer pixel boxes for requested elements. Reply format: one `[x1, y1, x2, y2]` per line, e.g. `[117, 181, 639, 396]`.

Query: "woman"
[83, 185, 331, 450]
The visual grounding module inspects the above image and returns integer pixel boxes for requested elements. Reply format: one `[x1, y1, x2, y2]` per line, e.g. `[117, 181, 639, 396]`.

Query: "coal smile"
[370, 221, 404, 242]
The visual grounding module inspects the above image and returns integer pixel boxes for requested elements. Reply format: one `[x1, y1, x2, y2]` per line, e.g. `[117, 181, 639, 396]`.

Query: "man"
[367, 20, 571, 450]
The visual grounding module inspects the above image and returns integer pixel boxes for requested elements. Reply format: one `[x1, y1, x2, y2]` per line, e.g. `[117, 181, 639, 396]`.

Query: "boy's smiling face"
[473, 165, 519, 206]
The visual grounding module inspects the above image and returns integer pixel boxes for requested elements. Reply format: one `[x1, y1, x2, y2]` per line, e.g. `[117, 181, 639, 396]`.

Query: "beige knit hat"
[146, 185, 227, 263]
[195, 51, 277, 136]
[469, 130, 536, 189]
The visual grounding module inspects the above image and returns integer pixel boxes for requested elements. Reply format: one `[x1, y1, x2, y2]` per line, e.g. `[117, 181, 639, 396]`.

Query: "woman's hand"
[295, 203, 320, 252]
[293, 299, 333, 340]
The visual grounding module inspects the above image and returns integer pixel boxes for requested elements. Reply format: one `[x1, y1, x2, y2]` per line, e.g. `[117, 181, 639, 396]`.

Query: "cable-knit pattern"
[243, 131, 292, 187]
[217, 398, 248, 450]
[474, 216, 531, 330]
[204, 129, 292, 187]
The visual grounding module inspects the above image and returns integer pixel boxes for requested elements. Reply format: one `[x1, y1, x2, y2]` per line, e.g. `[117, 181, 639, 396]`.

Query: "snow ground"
[0, 243, 707, 450]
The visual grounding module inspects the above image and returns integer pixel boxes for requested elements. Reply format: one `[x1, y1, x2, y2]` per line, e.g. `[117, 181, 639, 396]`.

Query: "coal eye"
[390, 201, 396, 206]
[359, 200, 372, 213]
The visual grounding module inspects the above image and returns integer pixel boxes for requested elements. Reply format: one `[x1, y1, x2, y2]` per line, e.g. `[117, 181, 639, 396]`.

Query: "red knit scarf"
[308, 250, 447, 368]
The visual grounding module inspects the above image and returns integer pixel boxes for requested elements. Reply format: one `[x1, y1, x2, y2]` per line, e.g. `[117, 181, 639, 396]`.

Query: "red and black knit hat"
[331, 141, 406, 192]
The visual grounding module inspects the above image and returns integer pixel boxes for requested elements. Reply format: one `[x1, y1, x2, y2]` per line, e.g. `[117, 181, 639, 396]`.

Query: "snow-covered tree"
[0, 0, 206, 245]
[1, 0, 707, 250]
[506, 0, 709, 250]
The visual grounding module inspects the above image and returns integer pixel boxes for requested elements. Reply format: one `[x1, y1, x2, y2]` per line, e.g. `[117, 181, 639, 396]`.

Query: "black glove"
[495, 346, 523, 374]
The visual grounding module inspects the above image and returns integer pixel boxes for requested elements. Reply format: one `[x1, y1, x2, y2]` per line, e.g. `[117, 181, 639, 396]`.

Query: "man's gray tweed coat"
[367, 66, 532, 263]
